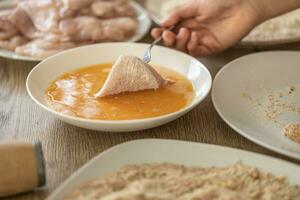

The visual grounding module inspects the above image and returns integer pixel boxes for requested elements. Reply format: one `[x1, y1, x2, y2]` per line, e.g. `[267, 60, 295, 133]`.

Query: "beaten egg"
[45, 63, 194, 120]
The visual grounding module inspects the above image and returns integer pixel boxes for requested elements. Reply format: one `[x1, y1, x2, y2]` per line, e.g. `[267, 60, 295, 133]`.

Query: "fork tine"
[143, 49, 151, 63]
[142, 24, 177, 63]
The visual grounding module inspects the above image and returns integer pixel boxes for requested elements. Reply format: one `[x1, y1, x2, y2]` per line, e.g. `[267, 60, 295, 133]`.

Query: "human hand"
[151, 0, 262, 57]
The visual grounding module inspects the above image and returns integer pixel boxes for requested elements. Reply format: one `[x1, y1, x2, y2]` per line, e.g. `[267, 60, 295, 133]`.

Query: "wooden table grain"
[1, 34, 300, 200]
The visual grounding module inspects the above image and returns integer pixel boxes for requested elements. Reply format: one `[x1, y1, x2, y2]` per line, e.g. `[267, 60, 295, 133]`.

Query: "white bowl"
[26, 43, 212, 132]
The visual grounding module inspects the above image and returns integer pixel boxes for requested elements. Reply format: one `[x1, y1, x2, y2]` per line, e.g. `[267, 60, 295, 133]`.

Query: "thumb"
[161, 1, 198, 27]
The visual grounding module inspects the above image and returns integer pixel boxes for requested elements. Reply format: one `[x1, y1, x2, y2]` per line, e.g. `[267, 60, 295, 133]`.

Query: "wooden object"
[0, 141, 45, 197]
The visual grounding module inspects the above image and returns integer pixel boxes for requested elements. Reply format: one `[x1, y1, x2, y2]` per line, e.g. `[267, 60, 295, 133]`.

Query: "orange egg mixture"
[45, 63, 194, 120]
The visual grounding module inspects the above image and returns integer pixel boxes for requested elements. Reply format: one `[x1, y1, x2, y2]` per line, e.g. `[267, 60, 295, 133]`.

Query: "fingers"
[151, 27, 190, 51]
[187, 31, 213, 57]
[175, 28, 190, 51]
[151, 29, 219, 57]
[152, 28, 176, 47]
[162, 31, 176, 47]
[193, 46, 213, 57]
[151, 28, 163, 39]
[187, 32, 198, 55]
[161, 1, 198, 27]
[201, 34, 223, 55]
[151, 27, 178, 47]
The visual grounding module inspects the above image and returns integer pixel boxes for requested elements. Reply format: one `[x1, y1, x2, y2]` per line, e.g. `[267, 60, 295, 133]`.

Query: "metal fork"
[142, 25, 176, 63]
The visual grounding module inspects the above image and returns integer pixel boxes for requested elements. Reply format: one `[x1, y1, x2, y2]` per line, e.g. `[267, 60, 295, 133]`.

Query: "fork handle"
[0, 141, 45, 197]
[151, 24, 177, 47]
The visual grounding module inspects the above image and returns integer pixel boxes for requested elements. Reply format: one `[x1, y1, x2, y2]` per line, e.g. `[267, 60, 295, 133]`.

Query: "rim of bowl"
[26, 42, 212, 125]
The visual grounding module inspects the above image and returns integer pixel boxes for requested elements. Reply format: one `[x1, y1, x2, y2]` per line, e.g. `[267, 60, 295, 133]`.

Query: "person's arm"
[151, 0, 300, 57]
[250, 0, 300, 22]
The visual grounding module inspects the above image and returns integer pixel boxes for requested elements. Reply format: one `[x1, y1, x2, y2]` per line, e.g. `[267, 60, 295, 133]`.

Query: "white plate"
[0, 1, 151, 62]
[144, 0, 165, 25]
[46, 139, 300, 200]
[144, 0, 300, 46]
[212, 51, 300, 160]
[26, 42, 212, 132]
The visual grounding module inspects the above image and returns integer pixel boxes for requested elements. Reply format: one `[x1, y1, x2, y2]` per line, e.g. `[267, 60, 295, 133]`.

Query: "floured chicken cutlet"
[0, 0, 137, 59]
[64, 163, 300, 200]
[95, 55, 171, 97]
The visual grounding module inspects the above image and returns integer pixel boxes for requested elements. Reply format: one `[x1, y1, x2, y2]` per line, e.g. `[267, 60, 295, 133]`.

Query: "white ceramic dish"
[46, 139, 300, 200]
[144, 0, 164, 25]
[26, 43, 212, 132]
[144, 0, 300, 46]
[0, 0, 151, 62]
[212, 51, 300, 160]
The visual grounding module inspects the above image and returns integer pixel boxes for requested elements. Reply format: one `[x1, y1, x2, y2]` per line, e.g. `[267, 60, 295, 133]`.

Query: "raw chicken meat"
[0, 25, 18, 40]
[59, 7, 77, 19]
[0, 9, 28, 51]
[0, 9, 18, 34]
[91, 0, 136, 18]
[59, 16, 104, 42]
[0, 36, 28, 51]
[0, 0, 138, 59]
[0, 9, 18, 40]
[9, 2, 67, 40]
[0, 30, 17, 41]
[18, 0, 60, 32]
[101, 17, 137, 41]
[15, 39, 76, 58]
[95, 55, 171, 97]
[9, 7, 40, 39]
[62, 0, 93, 10]
[59, 16, 137, 42]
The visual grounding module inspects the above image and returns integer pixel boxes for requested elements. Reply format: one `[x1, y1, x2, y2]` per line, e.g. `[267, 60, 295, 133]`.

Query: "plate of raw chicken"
[0, 0, 151, 61]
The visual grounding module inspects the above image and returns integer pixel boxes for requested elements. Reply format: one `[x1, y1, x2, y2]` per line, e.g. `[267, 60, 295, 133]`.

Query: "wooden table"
[1, 34, 300, 200]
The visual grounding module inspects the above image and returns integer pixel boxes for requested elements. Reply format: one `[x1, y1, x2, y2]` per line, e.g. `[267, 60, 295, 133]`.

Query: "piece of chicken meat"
[59, 16, 103, 42]
[0, 36, 28, 51]
[18, 0, 60, 33]
[0, 9, 17, 31]
[9, 7, 40, 39]
[9, 6, 71, 43]
[101, 17, 137, 41]
[95, 55, 171, 97]
[0, 9, 19, 40]
[62, 0, 93, 10]
[91, 0, 136, 18]
[0, 9, 27, 51]
[15, 39, 76, 58]
[59, 16, 137, 42]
